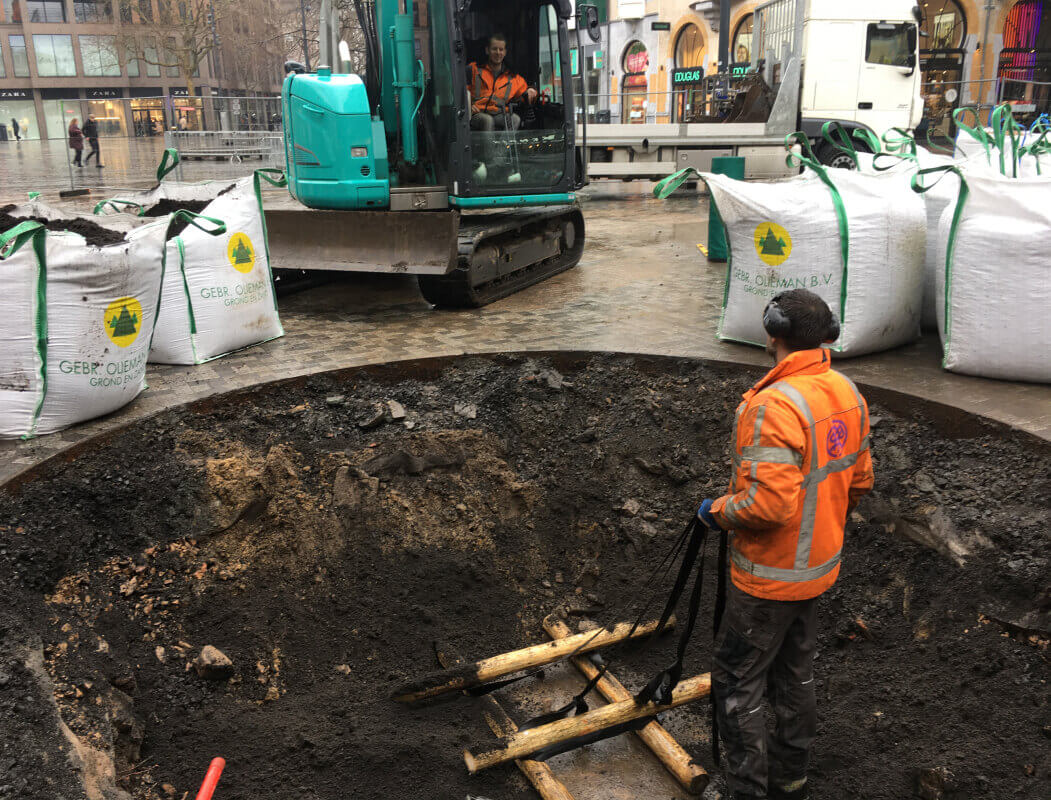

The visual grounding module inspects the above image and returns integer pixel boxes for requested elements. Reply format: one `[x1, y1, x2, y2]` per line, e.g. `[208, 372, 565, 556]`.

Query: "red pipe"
[195, 757, 226, 800]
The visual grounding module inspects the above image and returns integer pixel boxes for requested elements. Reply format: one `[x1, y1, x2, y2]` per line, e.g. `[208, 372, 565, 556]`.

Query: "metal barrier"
[165, 130, 284, 165]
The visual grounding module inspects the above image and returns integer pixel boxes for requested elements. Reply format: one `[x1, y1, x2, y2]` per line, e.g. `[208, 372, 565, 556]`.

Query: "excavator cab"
[433, 0, 581, 205]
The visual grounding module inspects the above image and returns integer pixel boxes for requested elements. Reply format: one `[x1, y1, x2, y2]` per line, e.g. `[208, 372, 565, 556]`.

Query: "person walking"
[11, 118, 21, 141]
[696, 289, 874, 800]
[83, 114, 103, 168]
[68, 118, 84, 167]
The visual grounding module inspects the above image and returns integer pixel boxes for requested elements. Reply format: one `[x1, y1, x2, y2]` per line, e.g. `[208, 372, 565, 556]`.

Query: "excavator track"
[418, 205, 585, 309]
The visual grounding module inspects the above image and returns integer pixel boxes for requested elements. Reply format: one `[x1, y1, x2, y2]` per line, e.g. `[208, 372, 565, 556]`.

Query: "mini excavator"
[269, 0, 598, 307]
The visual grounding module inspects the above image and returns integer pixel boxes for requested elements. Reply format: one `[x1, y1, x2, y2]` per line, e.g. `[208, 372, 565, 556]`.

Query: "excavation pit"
[0, 353, 1048, 800]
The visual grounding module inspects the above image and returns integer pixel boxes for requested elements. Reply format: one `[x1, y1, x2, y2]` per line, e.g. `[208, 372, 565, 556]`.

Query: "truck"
[582, 0, 924, 179]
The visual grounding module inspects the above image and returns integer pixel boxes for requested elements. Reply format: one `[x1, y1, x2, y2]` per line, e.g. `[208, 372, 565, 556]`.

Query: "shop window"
[75, 0, 112, 22]
[732, 13, 753, 65]
[675, 24, 704, 68]
[10, 35, 29, 77]
[0, 98, 38, 140]
[80, 35, 121, 77]
[921, 1, 966, 50]
[621, 40, 648, 124]
[3, 0, 23, 23]
[33, 34, 77, 77]
[25, 0, 65, 22]
[43, 99, 81, 141]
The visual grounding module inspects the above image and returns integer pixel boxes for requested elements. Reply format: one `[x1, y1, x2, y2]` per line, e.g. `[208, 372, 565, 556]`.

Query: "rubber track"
[418, 206, 585, 309]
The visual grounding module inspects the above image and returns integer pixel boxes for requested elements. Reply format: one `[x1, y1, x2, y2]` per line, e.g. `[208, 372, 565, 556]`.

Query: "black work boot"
[769, 778, 810, 800]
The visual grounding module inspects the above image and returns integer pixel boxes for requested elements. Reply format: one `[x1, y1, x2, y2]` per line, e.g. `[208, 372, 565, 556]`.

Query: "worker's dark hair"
[763, 289, 840, 350]
[488, 32, 508, 46]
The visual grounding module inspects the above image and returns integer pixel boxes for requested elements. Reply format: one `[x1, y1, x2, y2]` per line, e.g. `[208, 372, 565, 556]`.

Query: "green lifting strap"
[254, 168, 288, 189]
[785, 131, 851, 343]
[653, 167, 700, 199]
[0, 220, 49, 439]
[882, 127, 917, 157]
[27, 191, 40, 200]
[156, 147, 181, 181]
[820, 121, 861, 169]
[952, 106, 992, 161]
[171, 209, 228, 236]
[910, 165, 968, 348]
[93, 199, 146, 217]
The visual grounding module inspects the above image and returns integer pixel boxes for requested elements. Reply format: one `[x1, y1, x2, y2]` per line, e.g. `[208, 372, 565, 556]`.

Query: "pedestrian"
[11, 118, 21, 141]
[178, 116, 188, 131]
[696, 288, 874, 800]
[83, 114, 103, 168]
[68, 118, 84, 167]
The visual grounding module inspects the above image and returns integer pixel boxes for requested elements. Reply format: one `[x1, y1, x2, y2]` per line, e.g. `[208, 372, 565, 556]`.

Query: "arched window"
[732, 13, 753, 65]
[622, 40, 648, 75]
[675, 23, 704, 68]
[621, 40, 649, 123]
[921, 1, 967, 51]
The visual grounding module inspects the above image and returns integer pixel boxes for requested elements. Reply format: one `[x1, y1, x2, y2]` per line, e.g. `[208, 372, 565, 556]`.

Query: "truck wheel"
[817, 142, 865, 171]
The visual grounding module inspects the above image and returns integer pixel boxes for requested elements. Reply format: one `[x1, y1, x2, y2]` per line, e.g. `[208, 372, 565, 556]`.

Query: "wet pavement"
[1, 184, 1049, 485]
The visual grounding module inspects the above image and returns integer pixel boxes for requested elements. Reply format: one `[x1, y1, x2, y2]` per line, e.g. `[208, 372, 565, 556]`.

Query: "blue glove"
[697, 499, 722, 531]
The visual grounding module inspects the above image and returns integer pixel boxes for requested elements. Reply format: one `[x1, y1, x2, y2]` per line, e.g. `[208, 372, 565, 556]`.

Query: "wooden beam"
[464, 673, 712, 773]
[543, 616, 709, 795]
[436, 649, 576, 800]
[391, 617, 674, 704]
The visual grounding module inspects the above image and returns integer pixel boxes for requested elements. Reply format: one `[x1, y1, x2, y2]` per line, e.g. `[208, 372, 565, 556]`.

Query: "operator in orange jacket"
[696, 289, 874, 800]
[467, 33, 538, 134]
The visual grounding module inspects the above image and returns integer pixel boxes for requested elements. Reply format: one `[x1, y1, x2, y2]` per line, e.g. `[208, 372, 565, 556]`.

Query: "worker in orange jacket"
[468, 33, 538, 134]
[696, 289, 874, 800]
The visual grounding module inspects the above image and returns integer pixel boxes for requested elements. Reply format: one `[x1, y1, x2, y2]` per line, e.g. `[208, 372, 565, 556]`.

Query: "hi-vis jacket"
[711, 349, 874, 601]
[468, 62, 529, 114]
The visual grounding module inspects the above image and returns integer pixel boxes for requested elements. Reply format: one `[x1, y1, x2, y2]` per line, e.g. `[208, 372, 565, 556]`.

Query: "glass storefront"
[621, 40, 648, 123]
[130, 97, 165, 136]
[42, 97, 82, 140]
[673, 24, 705, 122]
[87, 98, 127, 136]
[732, 13, 754, 71]
[171, 96, 204, 131]
[998, 0, 1051, 123]
[920, 1, 967, 140]
[0, 97, 39, 141]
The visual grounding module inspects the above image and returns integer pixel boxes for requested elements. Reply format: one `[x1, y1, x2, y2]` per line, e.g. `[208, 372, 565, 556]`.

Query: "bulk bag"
[96, 152, 286, 364]
[0, 219, 167, 438]
[704, 136, 925, 356]
[914, 167, 1051, 383]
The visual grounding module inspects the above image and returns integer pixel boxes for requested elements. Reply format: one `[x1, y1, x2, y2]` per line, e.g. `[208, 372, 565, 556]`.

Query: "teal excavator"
[269, 0, 596, 307]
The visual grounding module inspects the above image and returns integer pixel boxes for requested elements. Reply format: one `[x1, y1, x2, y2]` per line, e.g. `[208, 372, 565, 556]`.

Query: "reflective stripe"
[769, 382, 821, 570]
[472, 65, 516, 112]
[730, 546, 842, 582]
[736, 445, 803, 467]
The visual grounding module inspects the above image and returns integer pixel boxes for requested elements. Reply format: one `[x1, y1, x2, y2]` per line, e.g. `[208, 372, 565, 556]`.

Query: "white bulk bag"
[926, 169, 1051, 383]
[96, 160, 285, 365]
[0, 219, 167, 438]
[707, 157, 925, 357]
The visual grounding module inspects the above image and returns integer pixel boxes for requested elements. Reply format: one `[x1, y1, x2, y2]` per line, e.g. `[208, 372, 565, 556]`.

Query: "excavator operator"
[468, 33, 538, 134]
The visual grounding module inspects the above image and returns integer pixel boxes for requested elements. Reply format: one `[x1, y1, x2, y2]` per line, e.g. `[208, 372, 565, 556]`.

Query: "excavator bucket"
[264, 207, 459, 275]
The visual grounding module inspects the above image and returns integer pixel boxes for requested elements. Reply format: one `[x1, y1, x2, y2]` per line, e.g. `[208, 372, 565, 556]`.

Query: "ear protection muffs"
[825, 313, 841, 343]
[762, 294, 792, 338]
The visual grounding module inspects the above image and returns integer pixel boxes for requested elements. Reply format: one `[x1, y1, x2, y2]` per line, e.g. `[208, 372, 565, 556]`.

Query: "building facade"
[591, 0, 1051, 127]
[0, 0, 284, 141]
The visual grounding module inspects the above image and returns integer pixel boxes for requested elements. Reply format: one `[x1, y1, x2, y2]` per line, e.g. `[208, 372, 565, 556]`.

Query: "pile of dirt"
[0, 354, 1047, 800]
[0, 205, 125, 247]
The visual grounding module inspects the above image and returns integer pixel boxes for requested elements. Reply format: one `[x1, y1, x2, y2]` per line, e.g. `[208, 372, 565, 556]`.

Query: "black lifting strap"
[711, 529, 729, 766]
[634, 516, 710, 706]
[516, 662, 609, 731]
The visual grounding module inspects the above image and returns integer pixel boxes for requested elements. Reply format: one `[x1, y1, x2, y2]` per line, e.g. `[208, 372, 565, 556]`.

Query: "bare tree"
[116, 0, 232, 97]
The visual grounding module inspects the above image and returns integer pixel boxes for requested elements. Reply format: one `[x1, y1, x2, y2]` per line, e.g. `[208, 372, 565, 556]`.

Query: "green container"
[707, 156, 744, 262]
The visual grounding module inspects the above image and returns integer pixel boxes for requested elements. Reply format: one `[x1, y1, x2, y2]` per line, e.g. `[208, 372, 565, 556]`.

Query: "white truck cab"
[797, 0, 924, 165]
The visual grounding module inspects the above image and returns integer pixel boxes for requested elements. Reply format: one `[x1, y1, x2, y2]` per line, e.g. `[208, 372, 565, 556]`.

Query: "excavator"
[267, 0, 597, 307]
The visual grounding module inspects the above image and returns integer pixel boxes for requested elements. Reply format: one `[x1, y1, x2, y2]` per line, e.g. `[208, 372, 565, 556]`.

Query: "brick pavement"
[2, 191, 1049, 486]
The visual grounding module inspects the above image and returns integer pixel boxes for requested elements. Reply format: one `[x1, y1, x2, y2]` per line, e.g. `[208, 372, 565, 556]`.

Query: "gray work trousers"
[712, 583, 819, 798]
[470, 111, 520, 164]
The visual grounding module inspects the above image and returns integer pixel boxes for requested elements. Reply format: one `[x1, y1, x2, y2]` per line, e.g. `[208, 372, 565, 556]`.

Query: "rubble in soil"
[0, 354, 1048, 800]
[0, 205, 126, 247]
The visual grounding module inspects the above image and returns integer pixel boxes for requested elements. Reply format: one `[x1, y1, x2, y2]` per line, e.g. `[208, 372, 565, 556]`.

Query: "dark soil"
[141, 200, 211, 238]
[0, 354, 1047, 800]
[0, 205, 126, 247]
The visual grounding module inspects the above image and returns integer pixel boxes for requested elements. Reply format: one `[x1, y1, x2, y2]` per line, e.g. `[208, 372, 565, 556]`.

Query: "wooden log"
[391, 617, 675, 704]
[463, 672, 712, 773]
[543, 616, 709, 795]
[435, 648, 577, 800]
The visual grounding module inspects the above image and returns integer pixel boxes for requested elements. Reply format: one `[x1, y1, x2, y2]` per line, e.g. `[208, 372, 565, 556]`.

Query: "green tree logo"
[227, 232, 256, 274]
[753, 222, 793, 266]
[103, 296, 144, 347]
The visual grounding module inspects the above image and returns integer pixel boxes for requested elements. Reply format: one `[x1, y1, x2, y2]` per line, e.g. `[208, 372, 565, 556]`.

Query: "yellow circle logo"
[227, 232, 256, 274]
[104, 297, 143, 348]
[754, 222, 793, 267]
